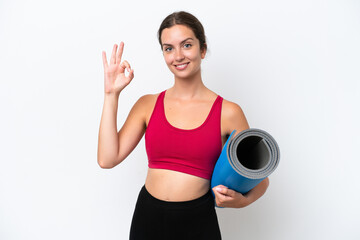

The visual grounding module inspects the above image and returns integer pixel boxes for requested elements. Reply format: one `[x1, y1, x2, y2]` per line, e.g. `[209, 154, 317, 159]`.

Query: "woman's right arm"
[97, 42, 145, 168]
[97, 93, 148, 168]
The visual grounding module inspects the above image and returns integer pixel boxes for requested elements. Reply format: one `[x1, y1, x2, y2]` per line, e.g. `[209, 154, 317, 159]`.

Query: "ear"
[201, 44, 207, 59]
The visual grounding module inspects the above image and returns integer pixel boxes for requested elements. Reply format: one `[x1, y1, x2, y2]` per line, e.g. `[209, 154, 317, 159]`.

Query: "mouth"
[174, 62, 189, 70]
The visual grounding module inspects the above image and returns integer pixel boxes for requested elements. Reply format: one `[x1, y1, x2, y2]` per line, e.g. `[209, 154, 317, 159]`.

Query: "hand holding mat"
[211, 128, 280, 202]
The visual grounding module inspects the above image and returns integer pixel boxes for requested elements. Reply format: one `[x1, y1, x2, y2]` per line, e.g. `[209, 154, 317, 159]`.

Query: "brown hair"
[157, 11, 207, 52]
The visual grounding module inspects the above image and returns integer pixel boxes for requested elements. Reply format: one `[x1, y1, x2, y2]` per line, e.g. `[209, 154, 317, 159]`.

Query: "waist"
[139, 185, 214, 210]
[145, 168, 211, 201]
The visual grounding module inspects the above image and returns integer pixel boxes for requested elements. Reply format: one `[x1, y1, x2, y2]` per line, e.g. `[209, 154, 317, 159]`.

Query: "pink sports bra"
[145, 90, 223, 180]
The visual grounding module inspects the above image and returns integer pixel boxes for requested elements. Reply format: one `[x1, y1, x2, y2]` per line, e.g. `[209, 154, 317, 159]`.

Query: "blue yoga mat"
[211, 128, 280, 197]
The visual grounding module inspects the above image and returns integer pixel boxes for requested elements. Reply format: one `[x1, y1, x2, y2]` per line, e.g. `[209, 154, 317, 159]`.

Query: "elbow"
[97, 148, 124, 168]
[98, 160, 114, 169]
[97, 148, 119, 168]
[97, 156, 118, 169]
[98, 159, 113, 169]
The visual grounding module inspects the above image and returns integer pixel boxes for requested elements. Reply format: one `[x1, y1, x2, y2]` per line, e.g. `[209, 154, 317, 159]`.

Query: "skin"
[98, 24, 269, 208]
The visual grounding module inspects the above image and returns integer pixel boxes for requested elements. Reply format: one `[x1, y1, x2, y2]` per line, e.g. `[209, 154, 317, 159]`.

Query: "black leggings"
[129, 185, 222, 240]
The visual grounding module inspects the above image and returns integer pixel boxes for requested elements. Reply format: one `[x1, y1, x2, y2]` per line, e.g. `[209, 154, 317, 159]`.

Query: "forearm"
[97, 93, 121, 168]
[243, 177, 270, 207]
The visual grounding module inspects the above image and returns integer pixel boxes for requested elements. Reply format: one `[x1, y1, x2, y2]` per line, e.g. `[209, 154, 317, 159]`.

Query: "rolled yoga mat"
[211, 128, 280, 196]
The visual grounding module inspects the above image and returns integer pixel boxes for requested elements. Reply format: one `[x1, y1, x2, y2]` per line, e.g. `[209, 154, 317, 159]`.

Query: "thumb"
[213, 185, 228, 194]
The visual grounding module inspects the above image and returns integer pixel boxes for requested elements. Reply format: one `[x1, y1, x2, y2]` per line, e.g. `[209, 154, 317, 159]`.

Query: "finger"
[116, 42, 124, 64]
[212, 186, 222, 195]
[213, 189, 226, 207]
[215, 187, 225, 195]
[110, 44, 118, 64]
[212, 187, 224, 198]
[212, 189, 221, 205]
[213, 185, 227, 195]
[223, 188, 236, 197]
[120, 60, 131, 72]
[217, 186, 236, 198]
[215, 185, 227, 189]
[102, 51, 108, 68]
[127, 69, 134, 81]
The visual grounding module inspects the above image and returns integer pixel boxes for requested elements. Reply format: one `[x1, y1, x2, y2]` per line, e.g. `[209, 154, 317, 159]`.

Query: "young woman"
[98, 11, 269, 240]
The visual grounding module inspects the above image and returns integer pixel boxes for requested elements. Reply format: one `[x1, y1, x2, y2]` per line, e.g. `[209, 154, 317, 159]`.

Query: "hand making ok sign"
[102, 42, 134, 95]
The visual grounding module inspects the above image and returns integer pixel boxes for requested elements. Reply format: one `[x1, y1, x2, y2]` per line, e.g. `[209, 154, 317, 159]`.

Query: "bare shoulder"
[131, 92, 160, 109]
[222, 99, 246, 121]
[132, 92, 161, 125]
[221, 98, 250, 135]
[135, 93, 159, 108]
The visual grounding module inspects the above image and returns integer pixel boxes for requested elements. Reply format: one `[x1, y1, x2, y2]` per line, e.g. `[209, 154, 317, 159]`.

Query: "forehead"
[161, 25, 197, 44]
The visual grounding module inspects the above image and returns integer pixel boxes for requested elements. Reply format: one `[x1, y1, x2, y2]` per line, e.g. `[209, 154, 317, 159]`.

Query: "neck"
[171, 69, 206, 99]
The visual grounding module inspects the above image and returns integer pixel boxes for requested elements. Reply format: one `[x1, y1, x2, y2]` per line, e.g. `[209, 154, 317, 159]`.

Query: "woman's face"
[160, 24, 206, 80]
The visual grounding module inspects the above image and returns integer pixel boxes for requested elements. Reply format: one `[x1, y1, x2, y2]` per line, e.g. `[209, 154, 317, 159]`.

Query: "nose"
[174, 48, 185, 62]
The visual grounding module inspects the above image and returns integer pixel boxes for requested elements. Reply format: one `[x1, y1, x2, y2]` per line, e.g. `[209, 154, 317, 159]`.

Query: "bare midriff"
[145, 168, 211, 201]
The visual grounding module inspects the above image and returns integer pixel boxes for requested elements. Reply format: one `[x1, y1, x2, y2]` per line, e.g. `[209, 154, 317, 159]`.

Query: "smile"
[174, 63, 189, 70]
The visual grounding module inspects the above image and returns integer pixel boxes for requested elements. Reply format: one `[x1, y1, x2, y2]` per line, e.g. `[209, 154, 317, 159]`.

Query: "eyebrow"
[162, 38, 194, 47]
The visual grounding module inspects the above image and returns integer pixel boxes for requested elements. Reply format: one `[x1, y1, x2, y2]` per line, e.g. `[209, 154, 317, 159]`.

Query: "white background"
[1, 0, 359, 239]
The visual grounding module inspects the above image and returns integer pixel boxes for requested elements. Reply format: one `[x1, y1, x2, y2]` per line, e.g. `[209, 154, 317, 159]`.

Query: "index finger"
[116, 42, 124, 64]
[102, 51, 108, 68]
[213, 189, 226, 207]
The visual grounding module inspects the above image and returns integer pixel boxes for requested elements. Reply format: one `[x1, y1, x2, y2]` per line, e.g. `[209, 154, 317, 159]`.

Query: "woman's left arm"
[213, 100, 270, 208]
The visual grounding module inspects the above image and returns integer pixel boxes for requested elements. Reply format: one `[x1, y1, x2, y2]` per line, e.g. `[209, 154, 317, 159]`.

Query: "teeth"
[176, 63, 187, 68]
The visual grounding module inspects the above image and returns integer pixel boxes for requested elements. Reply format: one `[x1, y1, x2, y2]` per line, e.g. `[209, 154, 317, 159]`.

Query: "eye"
[184, 43, 192, 48]
[164, 47, 173, 52]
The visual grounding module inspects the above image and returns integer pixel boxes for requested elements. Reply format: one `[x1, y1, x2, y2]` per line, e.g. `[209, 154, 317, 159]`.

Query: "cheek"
[184, 50, 201, 61]
[184, 50, 194, 59]
[163, 54, 173, 66]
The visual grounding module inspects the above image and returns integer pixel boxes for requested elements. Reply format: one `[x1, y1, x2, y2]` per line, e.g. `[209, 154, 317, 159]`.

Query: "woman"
[98, 11, 269, 240]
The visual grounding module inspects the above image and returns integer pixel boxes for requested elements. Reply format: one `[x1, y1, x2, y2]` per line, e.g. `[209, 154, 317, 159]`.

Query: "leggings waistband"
[139, 185, 214, 210]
